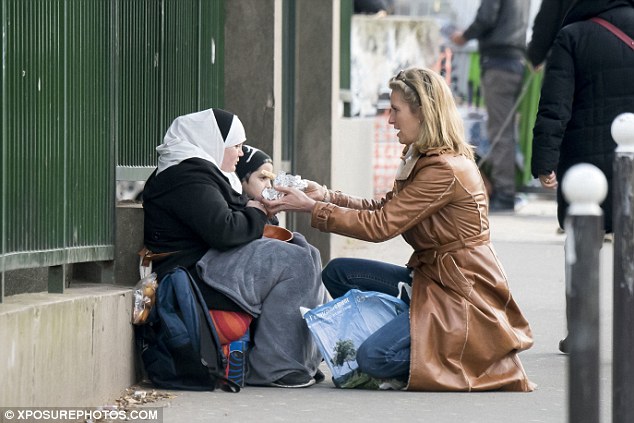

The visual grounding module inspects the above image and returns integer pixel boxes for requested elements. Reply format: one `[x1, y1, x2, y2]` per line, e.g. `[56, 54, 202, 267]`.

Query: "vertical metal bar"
[196, 0, 203, 110]
[611, 113, 634, 423]
[63, 0, 68, 267]
[159, 0, 165, 135]
[1, 0, 7, 303]
[110, 0, 119, 264]
[565, 214, 602, 423]
[561, 164, 606, 423]
[612, 153, 634, 422]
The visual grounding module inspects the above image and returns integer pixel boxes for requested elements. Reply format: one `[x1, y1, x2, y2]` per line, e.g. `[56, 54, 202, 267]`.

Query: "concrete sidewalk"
[135, 194, 614, 423]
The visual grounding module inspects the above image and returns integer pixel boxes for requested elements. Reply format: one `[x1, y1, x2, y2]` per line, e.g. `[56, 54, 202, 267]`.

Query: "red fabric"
[591, 17, 634, 51]
[221, 344, 231, 358]
[209, 310, 253, 345]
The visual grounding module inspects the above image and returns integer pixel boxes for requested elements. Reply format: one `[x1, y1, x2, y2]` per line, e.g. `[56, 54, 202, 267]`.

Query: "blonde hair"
[389, 67, 474, 160]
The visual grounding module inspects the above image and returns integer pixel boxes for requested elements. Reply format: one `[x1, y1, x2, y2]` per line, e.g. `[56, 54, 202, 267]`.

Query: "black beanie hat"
[235, 145, 273, 181]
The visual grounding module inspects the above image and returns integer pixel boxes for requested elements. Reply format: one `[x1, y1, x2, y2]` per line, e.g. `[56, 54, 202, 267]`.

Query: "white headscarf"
[156, 108, 246, 193]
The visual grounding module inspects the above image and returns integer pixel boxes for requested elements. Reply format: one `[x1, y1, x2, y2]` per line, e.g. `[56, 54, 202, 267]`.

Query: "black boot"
[489, 193, 515, 212]
[558, 336, 570, 354]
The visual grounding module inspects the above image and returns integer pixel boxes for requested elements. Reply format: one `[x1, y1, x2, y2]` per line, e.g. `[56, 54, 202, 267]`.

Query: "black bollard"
[562, 164, 607, 423]
[611, 112, 634, 423]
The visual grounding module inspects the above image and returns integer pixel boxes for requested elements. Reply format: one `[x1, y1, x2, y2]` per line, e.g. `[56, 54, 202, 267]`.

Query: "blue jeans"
[322, 258, 412, 380]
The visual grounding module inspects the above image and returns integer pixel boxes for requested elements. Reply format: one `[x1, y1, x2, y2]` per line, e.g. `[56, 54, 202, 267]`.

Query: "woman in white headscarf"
[143, 108, 327, 388]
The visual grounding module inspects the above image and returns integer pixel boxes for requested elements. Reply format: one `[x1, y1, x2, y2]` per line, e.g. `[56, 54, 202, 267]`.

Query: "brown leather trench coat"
[311, 149, 534, 392]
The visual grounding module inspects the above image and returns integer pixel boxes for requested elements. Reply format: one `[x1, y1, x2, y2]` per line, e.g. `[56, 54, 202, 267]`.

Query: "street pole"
[562, 163, 607, 423]
[611, 112, 634, 423]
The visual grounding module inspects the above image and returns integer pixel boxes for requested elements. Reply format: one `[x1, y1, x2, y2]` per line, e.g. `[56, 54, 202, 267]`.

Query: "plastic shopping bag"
[132, 272, 158, 325]
[302, 289, 408, 389]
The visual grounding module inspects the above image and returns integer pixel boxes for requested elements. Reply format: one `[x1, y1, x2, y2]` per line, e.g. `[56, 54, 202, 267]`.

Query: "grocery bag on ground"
[302, 289, 408, 389]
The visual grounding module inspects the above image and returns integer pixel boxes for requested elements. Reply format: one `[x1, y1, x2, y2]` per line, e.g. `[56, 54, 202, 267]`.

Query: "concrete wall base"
[0, 285, 137, 407]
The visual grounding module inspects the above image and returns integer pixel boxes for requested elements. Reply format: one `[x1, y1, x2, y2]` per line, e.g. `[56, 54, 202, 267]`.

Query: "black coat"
[531, 0, 634, 232]
[526, 0, 576, 67]
[143, 157, 268, 278]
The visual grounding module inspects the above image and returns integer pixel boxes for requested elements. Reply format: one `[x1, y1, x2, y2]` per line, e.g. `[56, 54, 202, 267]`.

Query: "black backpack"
[135, 267, 240, 392]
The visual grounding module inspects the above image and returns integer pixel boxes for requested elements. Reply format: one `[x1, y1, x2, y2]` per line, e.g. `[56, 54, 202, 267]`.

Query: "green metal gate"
[1, 0, 114, 275]
[116, 0, 224, 181]
[1, 0, 224, 301]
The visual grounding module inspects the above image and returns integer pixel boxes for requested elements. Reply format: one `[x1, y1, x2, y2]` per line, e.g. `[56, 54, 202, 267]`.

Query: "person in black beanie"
[235, 145, 279, 225]
[235, 145, 274, 200]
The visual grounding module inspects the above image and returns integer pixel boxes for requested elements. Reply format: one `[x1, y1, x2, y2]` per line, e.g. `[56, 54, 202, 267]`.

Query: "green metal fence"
[1, 0, 114, 275]
[116, 0, 224, 181]
[1, 0, 224, 301]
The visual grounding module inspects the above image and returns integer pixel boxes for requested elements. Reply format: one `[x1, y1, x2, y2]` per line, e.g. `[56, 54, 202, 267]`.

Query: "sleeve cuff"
[311, 202, 337, 231]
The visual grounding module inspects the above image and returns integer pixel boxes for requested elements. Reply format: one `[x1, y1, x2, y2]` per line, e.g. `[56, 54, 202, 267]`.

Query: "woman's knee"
[322, 258, 344, 282]
[322, 257, 346, 273]
[321, 258, 351, 298]
[357, 313, 411, 380]
[356, 341, 388, 379]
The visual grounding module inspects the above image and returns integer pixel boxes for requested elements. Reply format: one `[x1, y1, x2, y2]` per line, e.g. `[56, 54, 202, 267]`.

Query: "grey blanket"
[197, 232, 328, 385]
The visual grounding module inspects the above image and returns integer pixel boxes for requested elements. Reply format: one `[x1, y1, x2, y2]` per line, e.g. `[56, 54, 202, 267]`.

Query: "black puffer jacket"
[462, 0, 530, 60]
[531, 0, 634, 232]
[526, 0, 576, 67]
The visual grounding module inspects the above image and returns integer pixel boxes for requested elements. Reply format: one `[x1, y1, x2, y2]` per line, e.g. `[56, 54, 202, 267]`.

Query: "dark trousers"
[481, 68, 524, 198]
[322, 258, 412, 380]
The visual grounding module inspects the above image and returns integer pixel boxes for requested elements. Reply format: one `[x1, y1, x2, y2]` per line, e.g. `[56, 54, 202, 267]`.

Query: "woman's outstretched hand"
[302, 179, 326, 201]
[262, 185, 317, 214]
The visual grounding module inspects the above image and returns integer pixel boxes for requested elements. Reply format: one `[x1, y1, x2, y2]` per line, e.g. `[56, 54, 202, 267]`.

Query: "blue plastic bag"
[302, 289, 408, 388]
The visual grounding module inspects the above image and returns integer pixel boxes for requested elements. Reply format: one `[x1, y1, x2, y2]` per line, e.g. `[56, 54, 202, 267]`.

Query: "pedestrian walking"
[451, 0, 530, 212]
[531, 0, 634, 352]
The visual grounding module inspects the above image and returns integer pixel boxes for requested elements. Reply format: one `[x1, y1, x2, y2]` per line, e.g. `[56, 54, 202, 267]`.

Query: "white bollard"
[562, 163, 608, 217]
[562, 163, 606, 423]
[611, 112, 634, 423]
[612, 112, 634, 152]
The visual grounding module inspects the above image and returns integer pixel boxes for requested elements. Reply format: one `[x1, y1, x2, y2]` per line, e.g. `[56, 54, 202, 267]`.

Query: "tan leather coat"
[311, 149, 534, 392]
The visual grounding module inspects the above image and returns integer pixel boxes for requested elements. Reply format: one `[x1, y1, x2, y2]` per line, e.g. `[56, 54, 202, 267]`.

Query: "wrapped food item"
[132, 273, 158, 325]
[262, 170, 308, 200]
